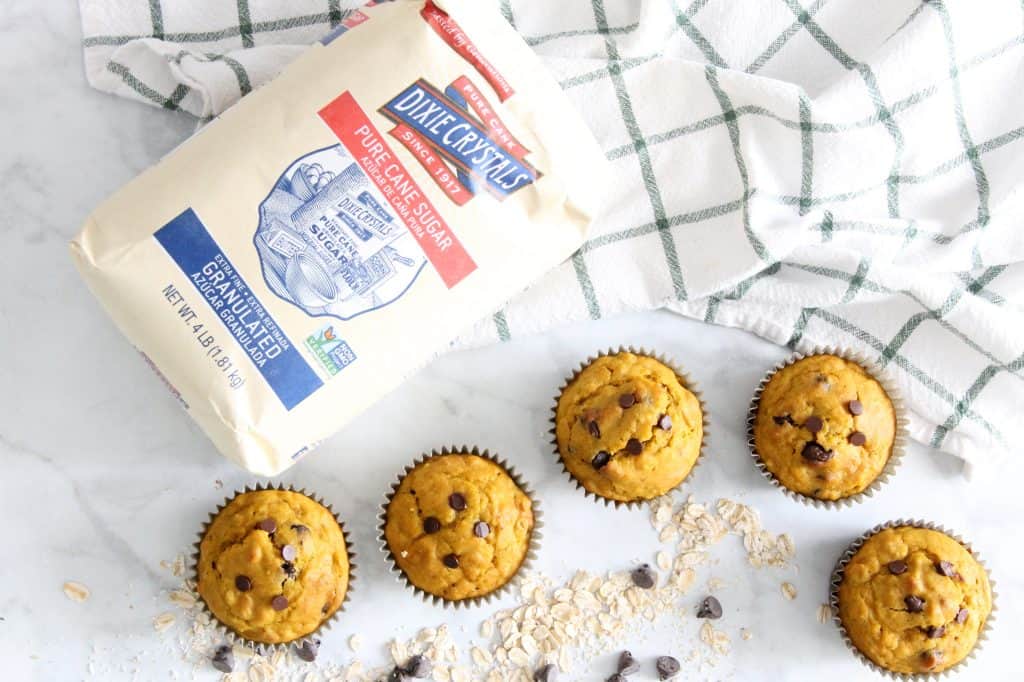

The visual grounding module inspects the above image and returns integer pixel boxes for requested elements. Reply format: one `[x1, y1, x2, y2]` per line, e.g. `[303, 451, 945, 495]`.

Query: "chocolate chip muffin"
[837, 526, 992, 674]
[196, 489, 351, 644]
[752, 354, 896, 501]
[383, 452, 535, 602]
[554, 351, 703, 504]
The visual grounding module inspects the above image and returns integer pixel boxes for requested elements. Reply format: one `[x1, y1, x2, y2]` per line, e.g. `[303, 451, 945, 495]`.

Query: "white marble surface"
[0, 2, 1020, 681]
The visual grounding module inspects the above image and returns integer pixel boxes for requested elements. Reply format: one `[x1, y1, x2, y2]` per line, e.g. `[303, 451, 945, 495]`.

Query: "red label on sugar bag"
[318, 92, 477, 289]
[421, 1, 515, 102]
[389, 123, 473, 206]
[447, 75, 529, 161]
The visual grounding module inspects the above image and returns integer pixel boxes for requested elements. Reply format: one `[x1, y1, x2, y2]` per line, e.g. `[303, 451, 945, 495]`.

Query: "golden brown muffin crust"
[555, 353, 703, 503]
[838, 527, 992, 674]
[753, 354, 895, 500]
[197, 490, 349, 644]
[384, 454, 534, 602]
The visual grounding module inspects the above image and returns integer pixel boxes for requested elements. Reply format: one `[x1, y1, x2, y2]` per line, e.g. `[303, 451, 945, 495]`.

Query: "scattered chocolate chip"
[387, 667, 404, 682]
[848, 431, 867, 446]
[592, 451, 611, 469]
[271, 595, 289, 611]
[534, 663, 557, 682]
[605, 675, 626, 682]
[442, 553, 460, 569]
[282, 544, 297, 562]
[282, 562, 296, 578]
[293, 638, 319, 662]
[473, 521, 490, 538]
[211, 644, 234, 673]
[804, 416, 823, 433]
[588, 420, 601, 438]
[801, 441, 833, 463]
[921, 649, 943, 670]
[256, 518, 277, 533]
[925, 625, 946, 638]
[448, 493, 467, 511]
[905, 595, 924, 613]
[290, 524, 309, 534]
[402, 654, 432, 678]
[956, 608, 969, 624]
[887, 560, 908, 575]
[618, 393, 637, 408]
[630, 564, 656, 589]
[936, 560, 958, 577]
[423, 517, 442, 534]
[656, 414, 673, 430]
[773, 415, 788, 425]
[696, 595, 723, 619]
[234, 575, 252, 592]
[625, 438, 643, 455]
[617, 650, 640, 675]
[656, 655, 680, 680]
[321, 602, 330, 615]
[848, 399, 864, 415]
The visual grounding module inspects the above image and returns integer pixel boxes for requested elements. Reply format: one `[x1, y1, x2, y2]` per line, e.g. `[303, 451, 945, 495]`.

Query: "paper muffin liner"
[192, 483, 356, 655]
[746, 346, 908, 509]
[549, 346, 709, 510]
[377, 446, 543, 609]
[829, 519, 997, 679]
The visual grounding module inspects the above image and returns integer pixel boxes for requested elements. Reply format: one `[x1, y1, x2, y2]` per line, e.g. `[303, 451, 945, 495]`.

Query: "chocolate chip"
[921, 649, 943, 670]
[630, 564, 656, 589]
[925, 625, 946, 638]
[656, 414, 673, 430]
[387, 667, 404, 682]
[605, 675, 626, 682]
[887, 560, 908, 575]
[473, 521, 490, 538]
[618, 393, 637, 408]
[321, 602, 330, 615]
[293, 638, 319, 662]
[592, 451, 611, 469]
[290, 524, 309, 534]
[588, 420, 601, 438]
[804, 416, 823, 433]
[848, 399, 864, 415]
[848, 431, 867, 446]
[773, 415, 788, 425]
[956, 608, 969, 624]
[696, 595, 723, 619]
[443, 553, 460, 569]
[905, 595, 924, 613]
[423, 517, 442, 534]
[211, 644, 234, 673]
[625, 438, 643, 455]
[801, 441, 833, 463]
[936, 560, 958, 577]
[282, 544, 297, 562]
[234, 575, 252, 592]
[656, 655, 680, 680]
[617, 650, 640, 675]
[402, 654, 432, 678]
[282, 562, 296, 578]
[256, 518, 277, 533]
[271, 595, 289, 611]
[448, 493, 467, 511]
[534, 663, 557, 682]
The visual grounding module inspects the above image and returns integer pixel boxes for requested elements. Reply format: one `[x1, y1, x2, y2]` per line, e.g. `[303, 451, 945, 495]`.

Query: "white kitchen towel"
[79, 0, 1024, 468]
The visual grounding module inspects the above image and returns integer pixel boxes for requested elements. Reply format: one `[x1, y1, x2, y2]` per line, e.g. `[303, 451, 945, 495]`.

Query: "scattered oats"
[659, 524, 679, 543]
[480, 620, 494, 639]
[818, 603, 832, 624]
[348, 634, 363, 652]
[152, 612, 176, 632]
[656, 551, 671, 571]
[63, 581, 90, 602]
[450, 667, 471, 682]
[782, 582, 798, 601]
[706, 577, 725, 592]
[471, 646, 492, 667]
[740, 628, 753, 641]
[168, 589, 196, 608]
[507, 647, 530, 667]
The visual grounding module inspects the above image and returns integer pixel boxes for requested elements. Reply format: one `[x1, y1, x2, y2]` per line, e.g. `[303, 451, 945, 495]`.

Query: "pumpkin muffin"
[837, 526, 992, 674]
[554, 352, 703, 504]
[383, 452, 535, 602]
[196, 489, 350, 644]
[752, 354, 896, 501]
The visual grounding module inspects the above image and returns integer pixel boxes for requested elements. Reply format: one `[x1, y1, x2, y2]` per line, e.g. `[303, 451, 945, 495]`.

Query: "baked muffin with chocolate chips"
[838, 526, 992, 674]
[555, 352, 703, 504]
[383, 452, 534, 602]
[752, 354, 895, 500]
[196, 489, 350, 644]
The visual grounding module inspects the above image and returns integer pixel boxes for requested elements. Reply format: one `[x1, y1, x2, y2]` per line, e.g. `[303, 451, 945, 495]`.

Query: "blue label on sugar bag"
[155, 209, 323, 410]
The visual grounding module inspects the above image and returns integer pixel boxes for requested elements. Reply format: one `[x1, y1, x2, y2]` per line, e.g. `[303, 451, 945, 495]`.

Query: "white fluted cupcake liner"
[747, 346, 908, 509]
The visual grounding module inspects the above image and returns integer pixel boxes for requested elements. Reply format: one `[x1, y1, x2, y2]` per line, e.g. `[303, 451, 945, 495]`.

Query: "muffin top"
[555, 352, 703, 503]
[753, 354, 895, 500]
[197, 490, 350, 644]
[384, 453, 534, 602]
[838, 526, 992, 674]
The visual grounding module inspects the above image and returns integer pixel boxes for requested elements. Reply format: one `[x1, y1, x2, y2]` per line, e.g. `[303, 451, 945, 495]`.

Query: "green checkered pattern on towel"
[79, 0, 1024, 466]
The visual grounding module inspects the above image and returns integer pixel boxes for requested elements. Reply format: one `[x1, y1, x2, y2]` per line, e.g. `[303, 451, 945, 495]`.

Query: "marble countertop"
[1, 2, 1019, 680]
